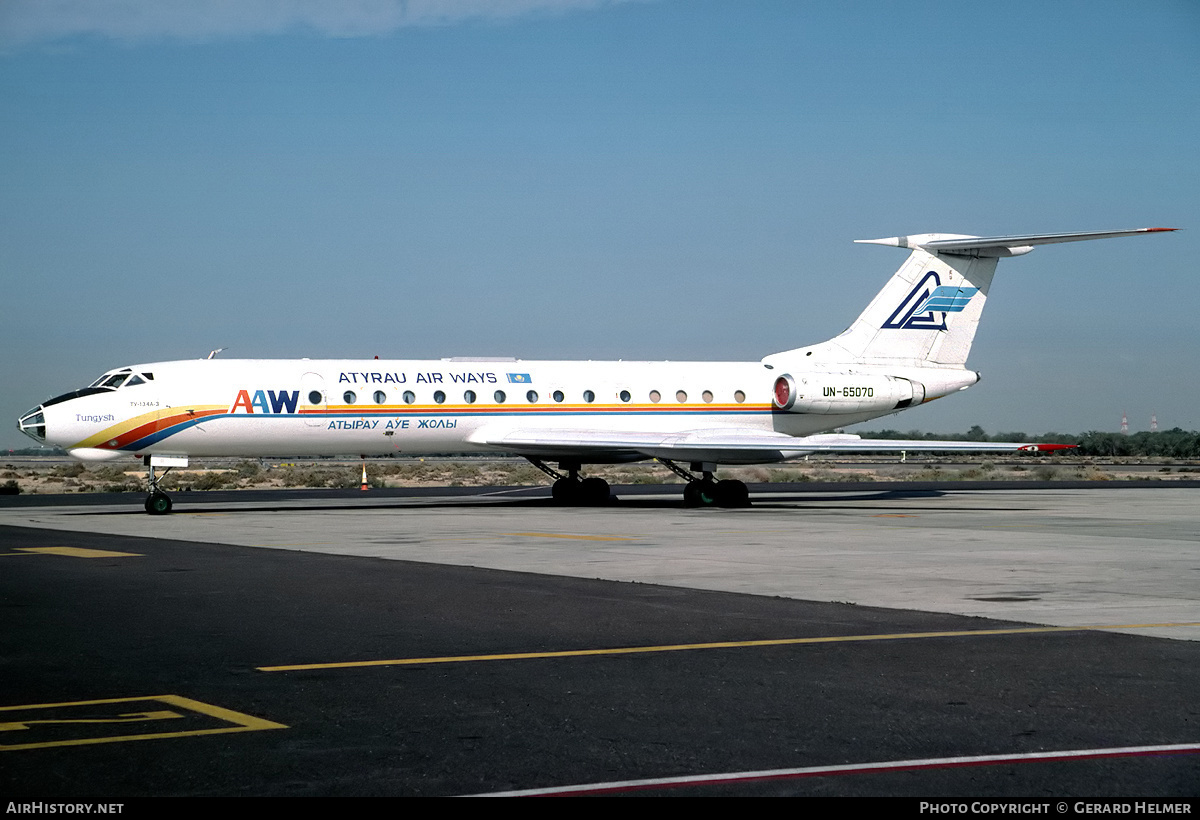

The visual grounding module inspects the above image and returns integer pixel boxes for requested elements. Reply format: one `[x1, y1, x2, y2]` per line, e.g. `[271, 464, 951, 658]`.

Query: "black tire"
[715, 479, 750, 508]
[683, 480, 717, 507]
[579, 477, 610, 505]
[145, 492, 172, 515]
[552, 478, 580, 505]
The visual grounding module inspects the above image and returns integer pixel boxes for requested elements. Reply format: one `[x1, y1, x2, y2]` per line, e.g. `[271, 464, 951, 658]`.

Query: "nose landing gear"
[142, 455, 185, 515]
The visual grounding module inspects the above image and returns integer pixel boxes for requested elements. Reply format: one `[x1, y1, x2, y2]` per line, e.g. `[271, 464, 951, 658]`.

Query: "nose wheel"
[145, 491, 173, 515]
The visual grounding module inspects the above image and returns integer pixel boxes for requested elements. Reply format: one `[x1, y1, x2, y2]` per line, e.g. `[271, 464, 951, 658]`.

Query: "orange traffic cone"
[360, 461, 369, 491]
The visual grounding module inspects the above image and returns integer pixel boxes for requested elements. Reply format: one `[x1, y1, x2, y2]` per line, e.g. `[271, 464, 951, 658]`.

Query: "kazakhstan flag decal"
[507, 373, 531, 384]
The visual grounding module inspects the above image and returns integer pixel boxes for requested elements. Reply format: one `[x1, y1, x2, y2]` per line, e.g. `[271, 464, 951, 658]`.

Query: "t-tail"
[765, 228, 1175, 370]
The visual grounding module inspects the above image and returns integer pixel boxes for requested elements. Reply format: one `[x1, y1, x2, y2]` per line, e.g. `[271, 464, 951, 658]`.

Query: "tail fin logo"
[914, 285, 979, 314]
[882, 272, 979, 330]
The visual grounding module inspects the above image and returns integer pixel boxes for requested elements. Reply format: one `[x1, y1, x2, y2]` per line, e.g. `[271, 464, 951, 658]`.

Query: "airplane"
[17, 227, 1174, 514]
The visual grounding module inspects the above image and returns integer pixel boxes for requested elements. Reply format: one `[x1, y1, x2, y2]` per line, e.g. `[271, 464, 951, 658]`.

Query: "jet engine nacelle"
[772, 373, 926, 414]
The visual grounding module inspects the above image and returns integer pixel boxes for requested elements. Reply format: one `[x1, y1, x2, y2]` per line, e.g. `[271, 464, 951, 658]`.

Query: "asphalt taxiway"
[1, 484, 1197, 796]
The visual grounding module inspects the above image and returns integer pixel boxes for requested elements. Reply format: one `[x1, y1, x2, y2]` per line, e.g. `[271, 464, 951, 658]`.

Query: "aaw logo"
[883, 272, 979, 330]
[230, 389, 299, 414]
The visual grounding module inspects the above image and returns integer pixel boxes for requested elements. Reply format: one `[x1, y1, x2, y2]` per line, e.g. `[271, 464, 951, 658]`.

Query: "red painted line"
[471, 743, 1200, 796]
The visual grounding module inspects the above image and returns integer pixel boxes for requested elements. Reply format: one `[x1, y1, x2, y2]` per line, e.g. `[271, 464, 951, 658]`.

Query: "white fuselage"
[31, 357, 977, 462]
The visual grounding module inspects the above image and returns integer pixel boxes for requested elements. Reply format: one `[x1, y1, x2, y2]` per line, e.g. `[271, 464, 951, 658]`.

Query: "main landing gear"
[660, 460, 751, 508]
[527, 459, 613, 506]
[143, 457, 173, 515]
[527, 457, 751, 508]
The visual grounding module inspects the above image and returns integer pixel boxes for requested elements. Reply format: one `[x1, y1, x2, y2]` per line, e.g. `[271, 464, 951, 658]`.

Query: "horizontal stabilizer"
[856, 228, 1175, 258]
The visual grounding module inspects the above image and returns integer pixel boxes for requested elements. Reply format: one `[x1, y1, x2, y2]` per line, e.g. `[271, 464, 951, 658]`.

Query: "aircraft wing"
[472, 427, 1071, 465]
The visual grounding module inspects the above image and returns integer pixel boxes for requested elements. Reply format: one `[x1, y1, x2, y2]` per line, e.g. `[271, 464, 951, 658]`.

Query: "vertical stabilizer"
[764, 228, 1174, 370]
[830, 247, 998, 366]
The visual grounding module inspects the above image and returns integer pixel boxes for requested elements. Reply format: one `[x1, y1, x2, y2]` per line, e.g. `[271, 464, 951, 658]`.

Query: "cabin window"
[583, 390, 595, 403]
[403, 391, 416, 404]
[308, 390, 323, 405]
[676, 390, 687, 403]
[494, 390, 506, 403]
[343, 391, 357, 404]
[434, 390, 445, 404]
[734, 390, 746, 403]
[702, 390, 714, 403]
[649, 390, 661, 403]
[619, 390, 631, 402]
[553, 390, 565, 403]
[526, 390, 538, 403]
[464, 390, 476, 404]
[373, 391, 386, 404]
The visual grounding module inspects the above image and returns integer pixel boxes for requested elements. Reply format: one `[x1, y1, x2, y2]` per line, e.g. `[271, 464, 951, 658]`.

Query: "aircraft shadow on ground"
[63, 484, 972, 516]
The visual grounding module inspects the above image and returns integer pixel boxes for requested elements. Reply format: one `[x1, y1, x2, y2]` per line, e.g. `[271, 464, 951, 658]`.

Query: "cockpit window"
[90, 368, 131, 388]
[87, 368, 150, 390]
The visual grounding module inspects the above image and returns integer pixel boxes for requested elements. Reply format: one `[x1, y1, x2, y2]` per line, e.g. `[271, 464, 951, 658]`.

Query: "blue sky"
[2, 0, 1197, 450]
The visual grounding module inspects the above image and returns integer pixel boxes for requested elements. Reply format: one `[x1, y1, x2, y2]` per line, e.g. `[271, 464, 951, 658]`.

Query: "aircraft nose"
[17, 406, 46, 443]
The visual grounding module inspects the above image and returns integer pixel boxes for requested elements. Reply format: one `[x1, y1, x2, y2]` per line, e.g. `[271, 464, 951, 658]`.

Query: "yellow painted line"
[12, 547, 141, 558]
[0, 695, 286, 752]
[0, 710, 183, 731]
[257, 622, 1200, 673]
[504, 532, 639, 542]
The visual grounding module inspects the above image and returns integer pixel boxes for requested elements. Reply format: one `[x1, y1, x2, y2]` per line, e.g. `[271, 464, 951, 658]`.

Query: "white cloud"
[0, 0, 643, 47]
